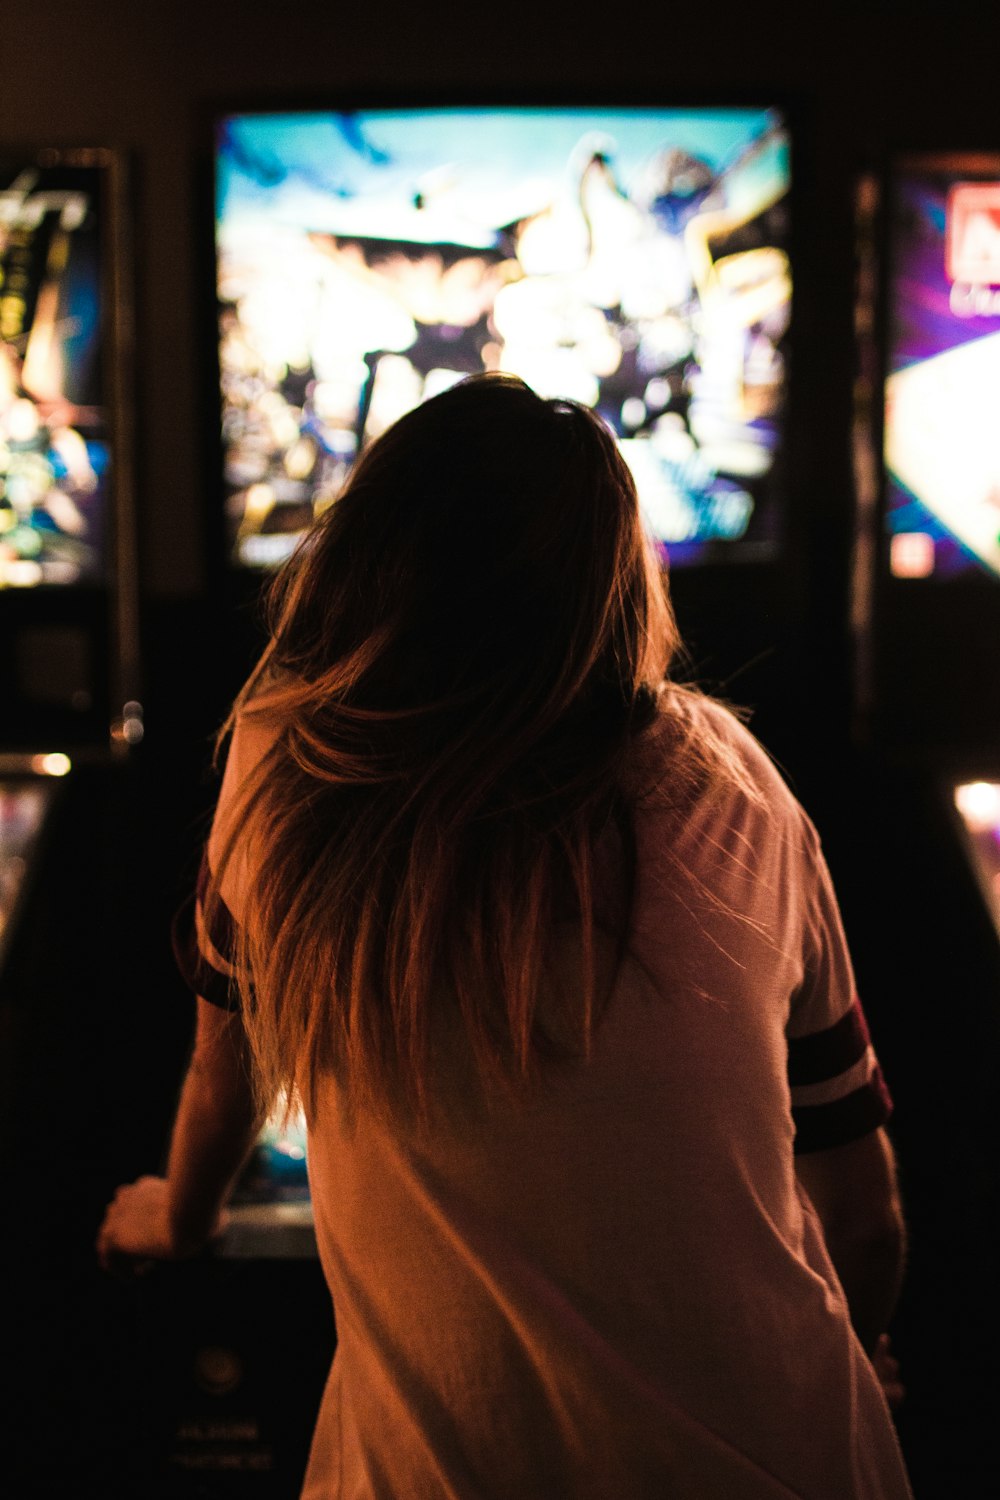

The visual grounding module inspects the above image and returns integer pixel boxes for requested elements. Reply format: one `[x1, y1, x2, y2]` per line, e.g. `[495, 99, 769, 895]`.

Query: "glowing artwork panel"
[884, 155, 1000, 580]
[885, 331, 1000, 577]
[0, 155, 113, 588]
[215, 107, 791, 570]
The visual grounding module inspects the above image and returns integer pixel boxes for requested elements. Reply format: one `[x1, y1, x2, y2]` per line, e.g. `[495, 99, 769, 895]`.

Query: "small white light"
[621, 396, 647, 430]
[276, 1141, 306, 1161]
[2, 559, 44, 588]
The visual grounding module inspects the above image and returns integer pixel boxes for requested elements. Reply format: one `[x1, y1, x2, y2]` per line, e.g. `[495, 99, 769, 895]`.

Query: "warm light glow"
[260, 1090, 309, 1161]
[955, 780, 1000, 834]
[121, 700, 144, 745]
[890, 531, 935, 579]
[1, 559, 44, 588]
[29, 752, 72, 777]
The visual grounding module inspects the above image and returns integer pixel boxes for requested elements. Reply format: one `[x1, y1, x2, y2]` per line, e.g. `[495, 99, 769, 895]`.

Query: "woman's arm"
[794, 1126, 907, 1357]
[97, 998, 262, 1274]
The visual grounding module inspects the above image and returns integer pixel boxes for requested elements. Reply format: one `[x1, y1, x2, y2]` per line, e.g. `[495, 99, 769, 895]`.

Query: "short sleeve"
[171, 849, 241, 1010]
[171, 706, 283, 1010]
[786, 815, 893, 1154]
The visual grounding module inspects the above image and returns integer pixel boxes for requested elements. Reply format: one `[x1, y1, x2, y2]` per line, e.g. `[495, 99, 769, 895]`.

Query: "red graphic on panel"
[947, 184, 1000, 285]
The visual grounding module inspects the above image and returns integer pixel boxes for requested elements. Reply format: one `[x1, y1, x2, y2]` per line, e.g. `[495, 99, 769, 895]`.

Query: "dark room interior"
[2, 3, 999, 1496]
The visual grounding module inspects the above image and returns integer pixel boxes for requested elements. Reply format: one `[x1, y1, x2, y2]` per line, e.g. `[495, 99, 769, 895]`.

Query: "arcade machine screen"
[882, 153, 1000, 583]
[214, 106, 791, 572]
[0, 154, 112, 588]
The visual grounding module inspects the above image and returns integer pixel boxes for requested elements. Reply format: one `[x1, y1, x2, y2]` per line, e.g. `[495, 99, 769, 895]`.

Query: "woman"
[99, 374, 912, 1499]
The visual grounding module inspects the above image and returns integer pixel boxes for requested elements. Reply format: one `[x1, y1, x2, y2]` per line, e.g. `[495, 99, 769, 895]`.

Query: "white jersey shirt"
[180, 694, 913, 1500]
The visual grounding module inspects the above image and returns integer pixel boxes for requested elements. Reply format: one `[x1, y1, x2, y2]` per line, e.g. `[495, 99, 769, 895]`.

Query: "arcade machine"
[0, 147, 147, 1495]
[849, 150, 1000, 1495]
[0, 144, 140, 1106]
[142, 98, 804, 1492]
[140, 1099, 329, 1496]
[0, 148, 139, 747]
[0, 146, 140, 973]
[146, 98, 804, 1499]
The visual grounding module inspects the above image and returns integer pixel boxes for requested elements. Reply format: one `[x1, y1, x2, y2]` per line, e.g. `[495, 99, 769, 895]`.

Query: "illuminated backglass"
[884, 154, 1000, 581]
[215, 107, 791, 570]
[0, 153, 115, 588]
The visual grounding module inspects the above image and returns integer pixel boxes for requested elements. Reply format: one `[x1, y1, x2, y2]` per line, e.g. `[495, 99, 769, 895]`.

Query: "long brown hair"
[210, 374, 709, 1119]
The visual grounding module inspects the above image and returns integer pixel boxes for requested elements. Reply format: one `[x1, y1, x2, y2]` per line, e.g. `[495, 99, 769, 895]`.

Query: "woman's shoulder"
[640, 686, 803, 828]
[223, 697, 285, 790]
[630, 690, 816, 913]
[224, 660, 300, 770]
[208, 680, 290, 872]
[680, 690, 784, 782]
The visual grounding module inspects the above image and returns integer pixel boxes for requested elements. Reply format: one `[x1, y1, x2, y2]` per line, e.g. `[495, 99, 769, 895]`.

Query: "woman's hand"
[96, 1175, 225, 1278]
[96, 1001, 259, 1279]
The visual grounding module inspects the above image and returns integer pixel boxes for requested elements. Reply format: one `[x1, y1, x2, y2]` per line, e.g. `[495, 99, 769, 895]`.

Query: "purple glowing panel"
[884, 156, 1000, 581]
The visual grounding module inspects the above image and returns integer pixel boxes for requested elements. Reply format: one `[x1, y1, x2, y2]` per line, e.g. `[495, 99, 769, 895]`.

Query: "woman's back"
[103, 377, 911, 1496]
[213, 693, 911, 1500]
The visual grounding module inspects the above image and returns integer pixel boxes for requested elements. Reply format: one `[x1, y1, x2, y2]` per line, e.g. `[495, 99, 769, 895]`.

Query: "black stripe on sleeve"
[170, 892, 240, 1011]
[792, 1071, 894, 1154]
[787, 998, 871, 1087]
[194, 850, 236, 965]
[171, 840, 244, 1016]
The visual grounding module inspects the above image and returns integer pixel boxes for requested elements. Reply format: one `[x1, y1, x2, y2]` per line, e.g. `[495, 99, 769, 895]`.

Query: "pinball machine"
[0, 145, 148, 1497]
[848, 147, 1000, 1495]
[0, 145, 140, 957]
[0, 144, 140, 1114]
[211, 100, 805, 736]
[128, 95, 808, 1499]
